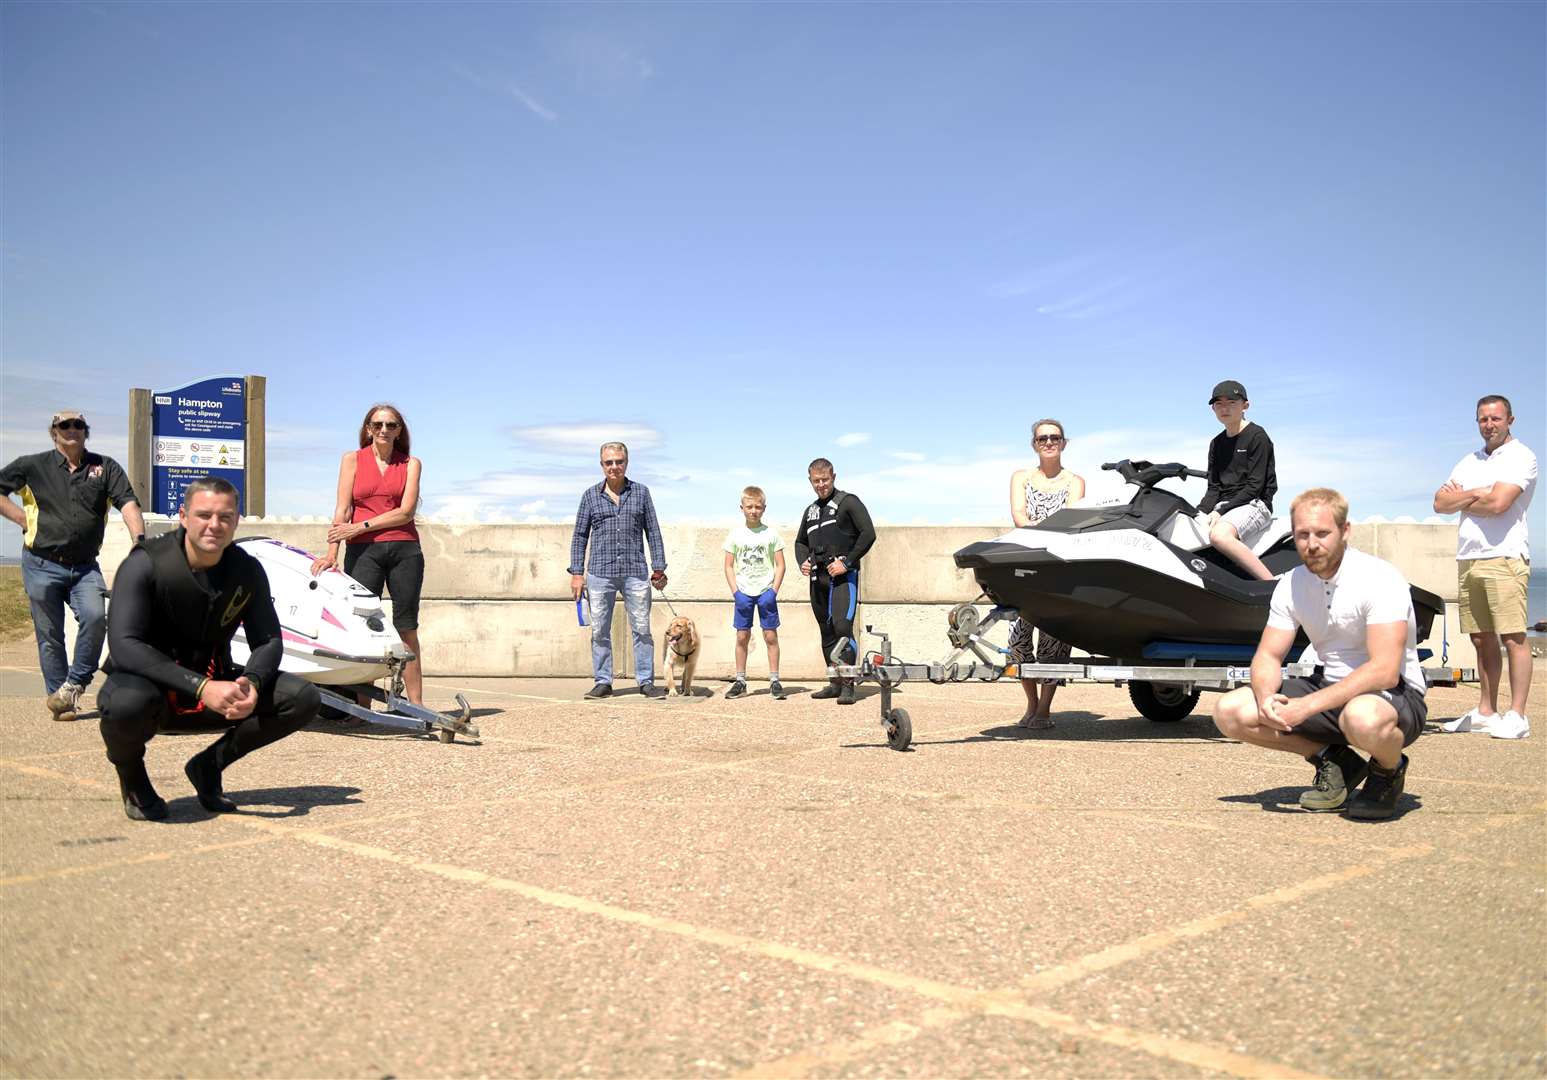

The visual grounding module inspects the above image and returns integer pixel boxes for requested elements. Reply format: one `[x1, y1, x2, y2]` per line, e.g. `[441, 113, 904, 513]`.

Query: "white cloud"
[835, 432, 870, 448]
[888, 450, 926, 463]
[518, 498, 547, 513]
[508, 422, 662, 453]
[452, 64, 557, 123]
[507, 84, 557, 123]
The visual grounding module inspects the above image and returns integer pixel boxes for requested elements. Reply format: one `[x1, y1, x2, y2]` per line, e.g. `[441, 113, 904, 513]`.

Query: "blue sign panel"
[150, 376, 247, 514]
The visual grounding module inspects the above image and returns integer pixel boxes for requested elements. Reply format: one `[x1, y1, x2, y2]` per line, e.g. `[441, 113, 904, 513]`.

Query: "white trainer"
[1488, 711, 1531, 740]
[1441, 709, 1494, 734]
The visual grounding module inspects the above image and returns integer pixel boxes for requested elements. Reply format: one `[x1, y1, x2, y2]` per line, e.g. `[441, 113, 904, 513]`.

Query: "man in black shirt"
[0, 410, 145, 721]
[99, 477, 319, 821]
[794, 458, 876, 705]
[1199, 381, 1278, 581]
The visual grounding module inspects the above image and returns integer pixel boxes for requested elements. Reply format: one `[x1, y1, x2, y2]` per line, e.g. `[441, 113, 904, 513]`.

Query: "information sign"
[150, 376, 247, 514]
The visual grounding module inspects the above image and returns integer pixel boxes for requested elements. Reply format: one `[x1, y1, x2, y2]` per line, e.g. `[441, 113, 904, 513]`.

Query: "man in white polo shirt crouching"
[1213, 488, 1428, 820]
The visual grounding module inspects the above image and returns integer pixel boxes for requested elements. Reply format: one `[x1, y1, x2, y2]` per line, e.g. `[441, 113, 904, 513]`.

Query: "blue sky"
[3, 2, 1543, 563]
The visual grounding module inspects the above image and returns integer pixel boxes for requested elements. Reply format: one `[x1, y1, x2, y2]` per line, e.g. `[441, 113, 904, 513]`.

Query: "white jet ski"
[230, 537, 409, 685]
[233, 536, 477, 743]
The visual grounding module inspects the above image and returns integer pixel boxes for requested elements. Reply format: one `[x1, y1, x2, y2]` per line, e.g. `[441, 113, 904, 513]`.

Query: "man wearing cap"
[0, 410, 145, 721]
[1200, 380, 1278, 581]
[1433, 394, 1537, 740]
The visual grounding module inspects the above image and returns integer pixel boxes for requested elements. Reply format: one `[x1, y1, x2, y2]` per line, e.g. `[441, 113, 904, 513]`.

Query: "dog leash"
[658, 588, 680, 619]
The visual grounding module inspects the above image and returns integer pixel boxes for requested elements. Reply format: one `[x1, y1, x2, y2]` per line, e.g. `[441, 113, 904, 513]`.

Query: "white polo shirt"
[1448, 439, 1537, 560]
[1267, 547, 1425, 695]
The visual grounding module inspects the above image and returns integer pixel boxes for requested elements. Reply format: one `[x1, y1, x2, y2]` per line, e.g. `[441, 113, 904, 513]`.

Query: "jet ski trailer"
[231, 537, 479, 744]
[827, 461, 1472, 752]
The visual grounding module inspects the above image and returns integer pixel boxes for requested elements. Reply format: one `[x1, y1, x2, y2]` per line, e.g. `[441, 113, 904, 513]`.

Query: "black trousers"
[99, 671, 320, 767]
[808, 568, 861, 669]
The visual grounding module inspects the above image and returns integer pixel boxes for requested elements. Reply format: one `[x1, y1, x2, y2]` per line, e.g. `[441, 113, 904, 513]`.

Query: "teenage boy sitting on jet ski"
[1211, 488, 1427, 820]
[1199, 380, 1277, 581]
[97, 477, 320, 821]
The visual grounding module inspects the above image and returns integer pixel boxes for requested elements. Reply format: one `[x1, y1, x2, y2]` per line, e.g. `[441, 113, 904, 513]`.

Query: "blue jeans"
[587, 574, 654, 686]
[21, 550, 108, 694]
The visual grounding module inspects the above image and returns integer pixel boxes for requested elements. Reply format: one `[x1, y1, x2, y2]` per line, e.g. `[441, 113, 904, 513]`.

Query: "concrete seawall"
[96, 521, 1474, 679]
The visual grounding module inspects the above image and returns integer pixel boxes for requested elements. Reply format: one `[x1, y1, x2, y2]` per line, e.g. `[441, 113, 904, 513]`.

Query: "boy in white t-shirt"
[722, 486, 786, 700]
[1433, 394, 1537, 740]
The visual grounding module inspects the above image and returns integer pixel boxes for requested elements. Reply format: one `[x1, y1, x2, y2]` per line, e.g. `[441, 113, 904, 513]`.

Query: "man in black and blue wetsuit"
[794, 458, 876, 706]
[99, 477, 319, 821]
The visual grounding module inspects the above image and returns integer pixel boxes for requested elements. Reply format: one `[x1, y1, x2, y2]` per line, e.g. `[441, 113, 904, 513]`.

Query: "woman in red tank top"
[310, 404, 427, 706]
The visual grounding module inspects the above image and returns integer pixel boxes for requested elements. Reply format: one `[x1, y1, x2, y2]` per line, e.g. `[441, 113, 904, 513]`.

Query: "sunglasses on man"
[54, 420, 87, 431]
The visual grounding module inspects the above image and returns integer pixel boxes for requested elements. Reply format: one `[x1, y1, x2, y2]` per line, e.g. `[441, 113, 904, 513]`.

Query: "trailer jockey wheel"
[946, 604, 980, 648]
[1129, 681, 1201, 723]
[885, 708, 912, 751]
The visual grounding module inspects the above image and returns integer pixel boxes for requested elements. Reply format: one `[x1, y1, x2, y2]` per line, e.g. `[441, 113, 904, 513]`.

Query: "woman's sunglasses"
[369, 421, 401, 431]
[1033, 434, 1064, 445]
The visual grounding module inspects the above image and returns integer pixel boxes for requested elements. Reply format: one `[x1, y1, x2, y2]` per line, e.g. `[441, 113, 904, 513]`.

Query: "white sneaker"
[1441, 709, 1495, 733]
[1488, 711, 1531, 740]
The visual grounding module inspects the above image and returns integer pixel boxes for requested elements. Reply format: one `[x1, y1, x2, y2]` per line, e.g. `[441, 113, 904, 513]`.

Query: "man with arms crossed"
[1433, 395, 1536, 740]
[0, 409, 146, 721]
[99, 478, 320, 821]
[569, 442, 669, 700]
[1213, 489, 1428, 820]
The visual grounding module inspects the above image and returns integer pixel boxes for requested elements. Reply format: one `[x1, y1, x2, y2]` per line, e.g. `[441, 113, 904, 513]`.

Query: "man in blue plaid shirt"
[569, 442, 669, 699]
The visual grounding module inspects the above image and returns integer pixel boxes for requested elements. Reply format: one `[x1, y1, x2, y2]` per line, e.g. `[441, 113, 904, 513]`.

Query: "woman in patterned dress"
[1007, 419, 1085, 729]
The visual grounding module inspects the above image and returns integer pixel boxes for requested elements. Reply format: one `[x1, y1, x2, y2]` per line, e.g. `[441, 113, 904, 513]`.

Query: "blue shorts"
[733, 589, 780, 631]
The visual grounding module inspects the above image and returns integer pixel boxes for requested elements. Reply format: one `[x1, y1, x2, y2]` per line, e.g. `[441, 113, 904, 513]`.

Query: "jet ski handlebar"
[1101, 459, 1209, 487]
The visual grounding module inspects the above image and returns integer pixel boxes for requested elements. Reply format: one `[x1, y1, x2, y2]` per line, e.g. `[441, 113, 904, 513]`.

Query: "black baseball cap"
[1209, 380, 1247, 403]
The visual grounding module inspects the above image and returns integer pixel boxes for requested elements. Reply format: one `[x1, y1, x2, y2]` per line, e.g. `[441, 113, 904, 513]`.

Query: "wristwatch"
[363, 520, 372, 530]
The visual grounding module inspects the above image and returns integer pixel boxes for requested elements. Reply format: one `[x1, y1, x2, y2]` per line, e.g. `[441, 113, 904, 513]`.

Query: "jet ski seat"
[1249, 518, 1293, 557]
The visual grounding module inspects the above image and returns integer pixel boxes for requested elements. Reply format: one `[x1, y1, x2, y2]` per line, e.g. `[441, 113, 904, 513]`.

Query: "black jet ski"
[954, 460, 1444, 664]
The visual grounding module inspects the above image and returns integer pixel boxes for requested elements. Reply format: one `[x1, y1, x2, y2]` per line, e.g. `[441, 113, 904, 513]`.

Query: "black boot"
[1346, 754, 1408, 820]
[836, 681, 856, 706]
[811, 681, 842, 700]
[115, 761, 168, 822]
[185, 732, 239, 813]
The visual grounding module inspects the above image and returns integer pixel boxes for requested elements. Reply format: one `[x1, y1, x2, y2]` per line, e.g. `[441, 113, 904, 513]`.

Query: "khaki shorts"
[1458, 557, 1530, 635]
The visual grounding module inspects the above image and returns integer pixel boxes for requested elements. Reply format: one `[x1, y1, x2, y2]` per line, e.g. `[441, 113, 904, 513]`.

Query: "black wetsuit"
[100, 530, 318, 786]
[794, 490, 876, 668]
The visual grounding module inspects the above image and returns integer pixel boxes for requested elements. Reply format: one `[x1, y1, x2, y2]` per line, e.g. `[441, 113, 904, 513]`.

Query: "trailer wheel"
[886, 708, 913, 751]
[1129, 681, 1200, 723]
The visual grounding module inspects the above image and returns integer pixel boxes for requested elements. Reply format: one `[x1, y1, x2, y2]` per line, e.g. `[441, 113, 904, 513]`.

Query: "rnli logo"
[806, 506, 820, 522]
[221, 586, 248, 626]
[88, 465, 103, 479]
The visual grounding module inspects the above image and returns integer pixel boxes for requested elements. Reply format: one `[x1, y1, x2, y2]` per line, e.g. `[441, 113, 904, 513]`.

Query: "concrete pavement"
[1, 642, 1543, 1078]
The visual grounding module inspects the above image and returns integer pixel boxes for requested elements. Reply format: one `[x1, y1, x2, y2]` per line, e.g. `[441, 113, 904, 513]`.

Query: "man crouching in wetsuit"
[795, 458, 876, 706]
[99, 477, 319, 821]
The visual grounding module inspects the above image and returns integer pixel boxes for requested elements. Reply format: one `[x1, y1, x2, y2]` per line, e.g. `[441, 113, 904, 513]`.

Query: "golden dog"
[661, 616, 701, 696]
